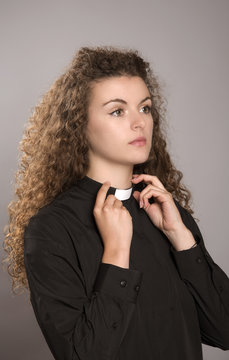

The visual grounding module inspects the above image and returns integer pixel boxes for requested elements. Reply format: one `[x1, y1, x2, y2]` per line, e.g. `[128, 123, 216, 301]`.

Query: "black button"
[135, 285, 140, 292]
[120, 280, 127, 287]
[112, 322, 118, 329]
[219, 285, 223, 292]
[196, 257, 202, 264]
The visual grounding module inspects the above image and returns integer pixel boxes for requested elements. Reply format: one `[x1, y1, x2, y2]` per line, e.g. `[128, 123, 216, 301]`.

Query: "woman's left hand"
[131, 173, 185, 236]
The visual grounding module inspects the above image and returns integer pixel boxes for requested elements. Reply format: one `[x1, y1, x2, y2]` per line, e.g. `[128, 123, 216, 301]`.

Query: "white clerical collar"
[78, 176, 134, 201]
[114, 187, 133, 200]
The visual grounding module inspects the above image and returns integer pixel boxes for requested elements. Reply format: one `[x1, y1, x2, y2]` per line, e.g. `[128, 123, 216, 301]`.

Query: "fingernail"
[140, 200, 143, 208]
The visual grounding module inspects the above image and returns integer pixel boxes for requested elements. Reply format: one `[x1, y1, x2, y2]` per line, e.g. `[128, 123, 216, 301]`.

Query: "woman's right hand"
[93, 181, 133, 253]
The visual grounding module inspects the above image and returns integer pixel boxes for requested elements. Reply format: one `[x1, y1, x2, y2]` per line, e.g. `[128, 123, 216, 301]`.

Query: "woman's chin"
[128, 153, 150, 165]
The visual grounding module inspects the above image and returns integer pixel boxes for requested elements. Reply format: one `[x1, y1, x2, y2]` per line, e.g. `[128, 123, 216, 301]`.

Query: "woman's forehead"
[89, 76, 150, 104]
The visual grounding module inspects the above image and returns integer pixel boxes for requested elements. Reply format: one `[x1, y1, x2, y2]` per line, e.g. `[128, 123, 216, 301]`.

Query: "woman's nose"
[131, 113, 145, 129]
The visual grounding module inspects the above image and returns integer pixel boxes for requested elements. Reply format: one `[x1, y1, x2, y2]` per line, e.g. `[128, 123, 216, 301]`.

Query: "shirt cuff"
[170, 235, 210, 280]
[93, 263, 143, 303]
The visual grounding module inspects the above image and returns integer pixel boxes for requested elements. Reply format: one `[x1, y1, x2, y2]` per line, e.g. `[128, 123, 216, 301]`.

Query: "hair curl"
[2, 45, 196, 295]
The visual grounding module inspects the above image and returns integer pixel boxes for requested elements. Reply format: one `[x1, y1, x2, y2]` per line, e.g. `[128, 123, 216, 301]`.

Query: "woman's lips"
[129, 140, 146, 146]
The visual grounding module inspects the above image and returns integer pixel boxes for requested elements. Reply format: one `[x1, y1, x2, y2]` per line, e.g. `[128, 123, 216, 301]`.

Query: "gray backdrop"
[1, 0, 228, 359]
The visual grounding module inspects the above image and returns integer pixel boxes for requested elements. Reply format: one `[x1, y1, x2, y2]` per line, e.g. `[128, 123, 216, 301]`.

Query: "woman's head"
[86, 75, 153, 180]
[45, 45, 164, 180]
[2, 45, 194, 294]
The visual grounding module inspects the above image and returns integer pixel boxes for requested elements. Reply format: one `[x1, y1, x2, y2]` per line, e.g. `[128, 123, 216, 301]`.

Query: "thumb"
[133, 190, 140, 202]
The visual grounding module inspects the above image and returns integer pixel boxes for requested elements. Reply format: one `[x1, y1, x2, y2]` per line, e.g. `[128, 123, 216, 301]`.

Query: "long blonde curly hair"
[2, 45, 195, 295]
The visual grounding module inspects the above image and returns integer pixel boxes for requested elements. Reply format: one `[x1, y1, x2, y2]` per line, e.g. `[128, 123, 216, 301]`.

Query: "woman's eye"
[110, 108, 123, 117]
[109, 105, 151, 117]
[141, 105, 152, 113]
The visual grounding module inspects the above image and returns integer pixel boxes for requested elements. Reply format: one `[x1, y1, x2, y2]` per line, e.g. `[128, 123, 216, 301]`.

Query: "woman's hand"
[131, 174, 182, 232]
[93, 181, 133, 253]
[131, 174, 196, 250]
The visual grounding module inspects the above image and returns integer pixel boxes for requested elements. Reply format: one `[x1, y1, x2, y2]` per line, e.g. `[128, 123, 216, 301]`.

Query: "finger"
[139, 184, 164, 201]
[114, 199, 124, 208]
[105, 195, 123, 208]
[132, 190, 140, 202]
[150, 176, 166, 190]
[141, 189, 157, 208]
[131, 174, 165, 190]
[141, 188, 171, 208]
[94, 181, 111, 209]
[121, 205, 128, 211]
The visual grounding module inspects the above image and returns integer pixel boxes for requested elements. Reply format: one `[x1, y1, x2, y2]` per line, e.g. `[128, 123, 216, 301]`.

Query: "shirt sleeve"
[24, 212, 143, 360]
[171, 199, 229, 350]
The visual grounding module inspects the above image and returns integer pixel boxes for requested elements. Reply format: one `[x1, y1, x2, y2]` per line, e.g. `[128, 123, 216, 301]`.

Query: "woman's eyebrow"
[102, 96, 151, 107]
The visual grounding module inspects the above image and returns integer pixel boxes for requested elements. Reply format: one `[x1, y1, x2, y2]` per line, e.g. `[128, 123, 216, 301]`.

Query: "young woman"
[3, 45, 229, 360]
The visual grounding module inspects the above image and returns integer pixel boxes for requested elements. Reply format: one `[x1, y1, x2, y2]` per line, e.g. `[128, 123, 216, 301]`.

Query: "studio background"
[1, 0, 228, 359]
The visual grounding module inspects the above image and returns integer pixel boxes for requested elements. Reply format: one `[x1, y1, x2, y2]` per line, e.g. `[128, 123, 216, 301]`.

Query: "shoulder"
[24, 184, 83, 254]
[25, 183, 82, 233]
[25, 206, 65, 237]
[24, 209, 67, 258]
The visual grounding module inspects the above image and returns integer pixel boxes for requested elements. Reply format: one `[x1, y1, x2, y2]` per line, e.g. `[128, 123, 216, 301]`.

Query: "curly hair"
[2, 45, 196, 295]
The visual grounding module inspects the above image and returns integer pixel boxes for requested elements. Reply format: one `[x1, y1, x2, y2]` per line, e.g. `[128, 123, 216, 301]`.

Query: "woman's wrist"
[164, 225, 197, 251]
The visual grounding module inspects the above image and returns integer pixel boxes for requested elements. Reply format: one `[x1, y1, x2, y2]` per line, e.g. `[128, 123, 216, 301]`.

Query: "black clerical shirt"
[24, 175, 229, 360]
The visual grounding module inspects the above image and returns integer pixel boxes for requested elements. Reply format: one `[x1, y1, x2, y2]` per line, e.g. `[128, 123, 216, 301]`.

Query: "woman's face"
[86, 75, 153, 168]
